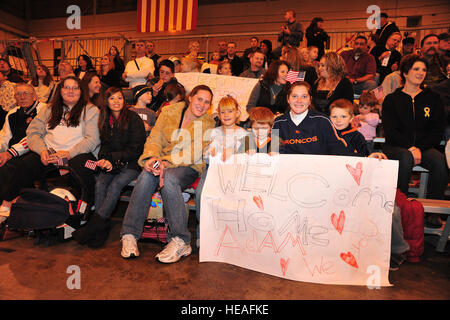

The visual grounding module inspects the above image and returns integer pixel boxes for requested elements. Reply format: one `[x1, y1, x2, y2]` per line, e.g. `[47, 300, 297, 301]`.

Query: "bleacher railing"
[1, 26, 447, 81]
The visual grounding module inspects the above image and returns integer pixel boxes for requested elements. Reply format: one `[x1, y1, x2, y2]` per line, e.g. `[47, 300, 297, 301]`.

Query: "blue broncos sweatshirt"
[272, 109, 352, 156]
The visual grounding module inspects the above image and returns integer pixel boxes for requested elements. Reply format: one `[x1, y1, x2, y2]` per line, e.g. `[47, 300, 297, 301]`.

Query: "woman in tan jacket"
[120, 84, 216, 263]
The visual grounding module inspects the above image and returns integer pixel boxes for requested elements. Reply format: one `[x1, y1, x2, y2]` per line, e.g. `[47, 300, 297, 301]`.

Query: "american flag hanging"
[286, 70, 306, 84]
[137, 0, 198, 33]
[85, 160, 98, 171]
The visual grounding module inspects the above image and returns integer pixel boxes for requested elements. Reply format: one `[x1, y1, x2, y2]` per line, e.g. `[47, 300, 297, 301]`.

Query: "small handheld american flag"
[372, 86, 385, 100]
[286, 70, 306, 84]
[85, 160, 98, 171]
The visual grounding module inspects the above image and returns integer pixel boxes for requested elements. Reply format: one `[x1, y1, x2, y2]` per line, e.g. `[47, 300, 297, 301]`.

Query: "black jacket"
[337, 125, 369, 157]
[312, 77, 354, 115]
[147, 77, 179, 112]
[98, 110, 146, 172]
[370, 45, 402, 83]
[306, 26, 329, 60]
[382, 87, 446, 151]
[256, 81, 290, 115]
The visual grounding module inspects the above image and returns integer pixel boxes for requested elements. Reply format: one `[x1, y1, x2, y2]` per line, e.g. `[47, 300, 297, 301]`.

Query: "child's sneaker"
[156, 236, 192, 263]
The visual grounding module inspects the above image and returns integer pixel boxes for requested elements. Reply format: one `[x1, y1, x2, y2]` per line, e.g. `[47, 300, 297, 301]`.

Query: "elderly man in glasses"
[0, 83, 46, 217]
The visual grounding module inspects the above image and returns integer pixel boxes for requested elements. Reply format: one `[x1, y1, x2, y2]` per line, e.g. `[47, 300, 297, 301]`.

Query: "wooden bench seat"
[416, 198, 450, 253]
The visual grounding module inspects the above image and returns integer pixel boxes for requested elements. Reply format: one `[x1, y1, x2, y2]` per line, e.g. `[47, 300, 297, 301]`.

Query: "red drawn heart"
[280, 258, 290, 276]
[331, 210, 345, 235]
[346, 162, 363, 186]
[340, 251, 359, 268]
[253, 195, 264, 211]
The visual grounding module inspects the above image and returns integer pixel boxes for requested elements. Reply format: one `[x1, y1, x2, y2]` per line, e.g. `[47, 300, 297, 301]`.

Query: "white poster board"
[200, 154, 398, 286]
[175, 72, 258, 122]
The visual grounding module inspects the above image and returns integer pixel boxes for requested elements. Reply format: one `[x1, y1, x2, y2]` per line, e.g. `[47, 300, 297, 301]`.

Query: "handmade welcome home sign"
[199, 154, 398, 286]
[175, 72, 258, 122]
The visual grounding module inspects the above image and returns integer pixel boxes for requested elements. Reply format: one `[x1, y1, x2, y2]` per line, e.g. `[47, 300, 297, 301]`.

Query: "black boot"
[87, 218, 111, 248]
[72, 213, 106, 245]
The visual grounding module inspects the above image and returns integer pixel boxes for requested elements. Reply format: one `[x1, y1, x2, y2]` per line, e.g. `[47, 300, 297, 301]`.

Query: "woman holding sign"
[273, 81, 351, 156]
[1, 76, 100, 213]
[119, 85, 215, 263]
[72, 87, 146, 248]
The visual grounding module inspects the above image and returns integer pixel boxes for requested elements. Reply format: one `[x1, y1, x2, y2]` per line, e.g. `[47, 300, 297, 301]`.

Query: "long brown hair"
[32, 64, 54, 87]
[47, 76, 88, 130]
[99, 87, 130, 137]
[80, 72, 103, 107]
[262, 60, 290, 86]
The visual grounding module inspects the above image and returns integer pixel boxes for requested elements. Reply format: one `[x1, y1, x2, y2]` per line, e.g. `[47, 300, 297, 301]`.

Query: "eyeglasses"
[62, 86, 80, 91]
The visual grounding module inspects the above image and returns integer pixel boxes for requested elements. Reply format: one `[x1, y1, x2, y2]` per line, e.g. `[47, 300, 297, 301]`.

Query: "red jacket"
[395, 189, 424, 262]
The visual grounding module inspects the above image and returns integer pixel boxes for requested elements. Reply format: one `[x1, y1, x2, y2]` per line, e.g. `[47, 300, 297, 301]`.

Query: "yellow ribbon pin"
[424, 107, 430, 117]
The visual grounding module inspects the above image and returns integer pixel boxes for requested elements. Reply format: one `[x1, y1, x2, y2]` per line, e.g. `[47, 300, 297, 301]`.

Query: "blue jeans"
[121, 166, 198, 244]
[391, 204, 410, 255]
[195, 169, 209, 239]
[95, 167, 140, 219]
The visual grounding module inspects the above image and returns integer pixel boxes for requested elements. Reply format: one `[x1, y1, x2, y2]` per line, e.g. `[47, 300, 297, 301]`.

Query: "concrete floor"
[0, 202, 449, 301]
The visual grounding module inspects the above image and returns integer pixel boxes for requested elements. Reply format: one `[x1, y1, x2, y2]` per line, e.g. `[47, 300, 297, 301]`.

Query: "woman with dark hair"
[382, 54, 447, 211]
[246, 60, 291, 115]
[29, 64, 55, 103]
[260, 39, 275, 70]
[312, 51, 354, 115]
[74, 54, 95, 79]
[72, 87, 146, 248]
[108, 46, 125, 75]
[80, 72, 103, 108]
[118, 85, 215, 263]
[98, 54, 122, 89]
[306, 17, 329, 60]
[0, 76, 100, 212]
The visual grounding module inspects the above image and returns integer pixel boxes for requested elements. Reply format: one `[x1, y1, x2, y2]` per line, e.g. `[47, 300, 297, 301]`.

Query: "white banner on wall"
[199, 153, 398, 286]
[175, 72, 258, 122]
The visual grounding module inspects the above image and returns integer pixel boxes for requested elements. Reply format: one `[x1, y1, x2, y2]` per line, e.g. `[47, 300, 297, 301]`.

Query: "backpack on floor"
[395, 189, 425, 262]
[6, 166, 88, 246]
[141, 217, 169, 244]
[7, 188, 84, 246]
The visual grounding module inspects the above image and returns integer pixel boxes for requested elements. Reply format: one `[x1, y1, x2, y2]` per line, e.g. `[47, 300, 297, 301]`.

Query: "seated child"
[194, 96, 248, 247]
[353, 90, 380, 154]
[329, 98, 385, 159]
[155, 83, 186, 117]
[239, 107, 278, 154]
[129, 85, 156, 136]
[209, 50, 221, 65]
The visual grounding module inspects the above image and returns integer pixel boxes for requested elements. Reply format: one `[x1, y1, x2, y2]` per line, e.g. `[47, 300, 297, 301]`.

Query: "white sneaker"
[121, 234, 139, 259]
[0, 206, 10, 217]
[156, 236, 192, 263]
